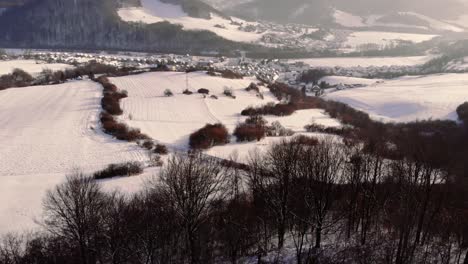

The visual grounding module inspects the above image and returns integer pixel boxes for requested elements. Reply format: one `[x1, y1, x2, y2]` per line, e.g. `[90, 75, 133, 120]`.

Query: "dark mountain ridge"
[0, 0, 252, 54]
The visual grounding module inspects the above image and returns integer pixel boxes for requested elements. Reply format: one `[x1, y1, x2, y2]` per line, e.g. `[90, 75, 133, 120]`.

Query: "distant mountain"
[0, 0, 254, 54]
[207, 0, 468, 33]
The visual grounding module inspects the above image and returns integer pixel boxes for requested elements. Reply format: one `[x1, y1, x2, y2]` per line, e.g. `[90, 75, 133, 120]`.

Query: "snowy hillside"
[0, 80, 149, 232]
[343, 31, 437, 49]
[333, 10, 465, 33]
[0, 60, 73, 76]
[326, 73, 468, 122]
[109, 71, 276, 147]
[118, 0, 263, 43]
[290, 56, 431, 68]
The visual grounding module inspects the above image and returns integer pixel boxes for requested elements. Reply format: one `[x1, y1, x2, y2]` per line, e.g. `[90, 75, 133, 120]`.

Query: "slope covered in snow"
[344, 31, 437, 49]
[333, 9, 365, 28]
[110, 71, 277, 148]
[326, 73, 468, 123]
[290, 56, 431, 68]
[117, 0, 263, 42]
[0, 81, 148, 232]
[0, 60, 73, 76]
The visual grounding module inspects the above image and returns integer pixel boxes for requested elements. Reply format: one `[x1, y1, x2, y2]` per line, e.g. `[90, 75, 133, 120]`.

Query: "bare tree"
[298, 138, 345, 250]
[157, 152, 229, 264]
[43, 172, 107, 264]
[247, 139, 303, 250]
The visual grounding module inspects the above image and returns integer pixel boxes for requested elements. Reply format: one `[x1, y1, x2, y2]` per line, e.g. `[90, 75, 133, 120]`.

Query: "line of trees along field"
[1, 128, 468, 263]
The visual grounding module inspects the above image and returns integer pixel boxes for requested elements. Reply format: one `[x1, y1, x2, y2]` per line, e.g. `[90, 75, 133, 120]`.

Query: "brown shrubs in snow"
[189, 123, 230, 149]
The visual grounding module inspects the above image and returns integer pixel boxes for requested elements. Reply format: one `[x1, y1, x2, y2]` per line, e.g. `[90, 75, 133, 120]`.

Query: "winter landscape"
[1, 0, 468, 263]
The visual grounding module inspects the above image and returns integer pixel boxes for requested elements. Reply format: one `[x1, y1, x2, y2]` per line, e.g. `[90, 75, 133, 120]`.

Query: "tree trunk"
[315, 224, 322, 249]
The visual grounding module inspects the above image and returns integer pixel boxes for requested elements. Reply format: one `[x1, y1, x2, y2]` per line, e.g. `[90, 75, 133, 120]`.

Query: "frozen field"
[118, 0, 262, 42]
[327, 73, 468, 123]
[0, 59, 73, 76]
[0, 81, 148, 233]
[110, 71, 339, 149]
[290, 56, 431, 68]
[0, 72, 340, 233]
[110, 71, 276, 148]
[344, 31, 437, 48]
[320, 76, 382, 86]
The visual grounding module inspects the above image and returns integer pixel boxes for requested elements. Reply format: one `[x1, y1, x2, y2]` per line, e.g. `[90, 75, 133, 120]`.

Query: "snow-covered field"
[327, 73, 468, 123]
[345, 31, 437, 48]
[110, 71, 276, 147]
[0, 81, 149, 233]
[0, 60, 73, 76]
[320, 76, 382, 86]
[110, 71, 340, 158]
[118, 0, 262, 43]
[290, 56, 431, 68]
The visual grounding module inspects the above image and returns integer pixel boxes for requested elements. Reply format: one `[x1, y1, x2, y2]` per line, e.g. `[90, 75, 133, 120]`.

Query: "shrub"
[241, 103, 296, 116]
[164, 89, 174, 97]
[101, 94, 124, 115]
[183, 89, 193, 95]
[234, 123, 266, 142]
[154, 144, 169, 155]
[245, 115, 268, 127]
[304, 123, 351, 136]
[220, 70, 243, 79]
[142, 140, 154, 150]
[93, 162, 144, 180]
[223, 87, 235, 98]
[245, 83, 260, 93]
[189, 123, 230, 149]
[292, 135, 319, 146]
[304, 123, 327, 133]
[210, 95, 218, 100]
[266, 121, 294, 137]
[198, 88, 210, 95]
[207, 70, 217, 76]
[456, 102, 468, 122]
[100, 113, 150, 142]
[149, 154, 164, 167]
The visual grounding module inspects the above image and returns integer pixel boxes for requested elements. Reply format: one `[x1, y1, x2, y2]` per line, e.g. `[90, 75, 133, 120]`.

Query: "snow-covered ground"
[110, 71, 341, 150]
[333, 9, 465, 33]
[0, 81, 149, 233]
[110, 71, 276, 148]
[117, 0, 263, 43]
[344, 31, 437, 48]
[206, 132, 340, 163]
[290, 56, 431, 68]
[0, 60, 73, 76]
[320, 76, 382, 86]
[333, 9, 365, 28]
[327, 73, 468, 123]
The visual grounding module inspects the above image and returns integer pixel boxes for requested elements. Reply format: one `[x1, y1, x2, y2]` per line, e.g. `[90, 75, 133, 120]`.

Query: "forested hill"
[0, 0, 251, 54]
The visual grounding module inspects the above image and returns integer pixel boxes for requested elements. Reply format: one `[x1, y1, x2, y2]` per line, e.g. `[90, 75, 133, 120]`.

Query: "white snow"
[333, 10, 365, 28]
[263, 109, 341, 132]
[345, 31, 437, 48]
[320, 76, 382, 86]
[206, 133, 340, 163]
[117, 0, 263, 42]
[447, 15, 468, 29]
[110, 71, 277, 148]
[398, 12, 465, 33]
[0, 60, 73, 76]
[326, 73, 468, 123]
[290, 56, 431, 68]
[0, 81, 148, 233]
